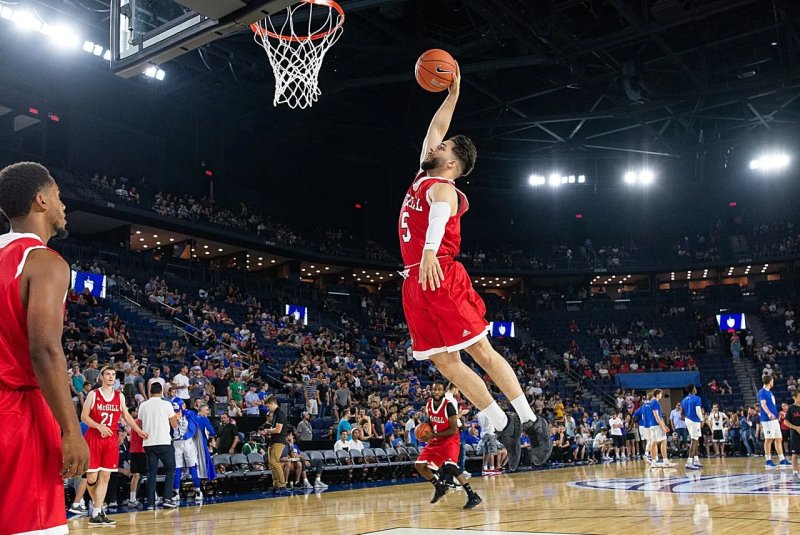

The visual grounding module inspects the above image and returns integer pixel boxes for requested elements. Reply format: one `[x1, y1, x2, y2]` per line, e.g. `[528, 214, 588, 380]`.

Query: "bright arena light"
[528, 175, 545, 186]
[548, 173, 561, 187]
[750, 153, 790, 172]
[11, 10, 41, 32]
[624, 169, 656, 185]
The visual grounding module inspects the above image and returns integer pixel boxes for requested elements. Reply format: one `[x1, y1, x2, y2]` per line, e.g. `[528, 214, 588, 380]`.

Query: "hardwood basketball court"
[67, 458, 800, 534]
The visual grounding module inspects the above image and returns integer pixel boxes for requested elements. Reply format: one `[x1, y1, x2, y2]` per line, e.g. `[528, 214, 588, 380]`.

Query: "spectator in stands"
[348, 429, 366, 451]
[230, 374, 245, 408]
[216, 413, 239, 455]
[337, 408, 352, 440]
[371, 408, 385, 447]
[668, 432, 687, 458]
[670, 402, 688, 444]
[334, 430, 351, 451]
[593, 428, 610, 462]
[172, 365, 190, 404]
[296, 412, 313, 442]
[334, 381, 352, 420]
[147, 368, 166, 397]
[188, 367, 208, 403]
[317, 375, 331, 419]
[226, 398, 243, 418]
[282, 432, 326, 489]
[212, 369, 231, 415]
[304, 375, 319, 417]
[244, 384, 261, 416]
[741, 407, 758, 456]
[84, 358, 101, 386]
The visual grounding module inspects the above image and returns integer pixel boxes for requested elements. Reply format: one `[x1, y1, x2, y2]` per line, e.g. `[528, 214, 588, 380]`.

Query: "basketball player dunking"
[415, 381, 481, 509]
[0, 162, 90, 535]
[81, 366, 147, 525]
[398, 66, 551, 470]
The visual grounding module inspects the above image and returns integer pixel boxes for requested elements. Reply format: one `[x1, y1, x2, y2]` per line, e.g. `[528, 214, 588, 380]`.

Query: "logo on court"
[569, 473, 800, 496]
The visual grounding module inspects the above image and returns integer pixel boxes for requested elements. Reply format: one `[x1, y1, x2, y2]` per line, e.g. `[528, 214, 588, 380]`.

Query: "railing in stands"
[109, 285, 286, 387]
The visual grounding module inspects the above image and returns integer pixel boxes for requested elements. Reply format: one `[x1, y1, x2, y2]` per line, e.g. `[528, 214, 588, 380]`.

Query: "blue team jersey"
[758, 388, 777, 421]
[651, 399, 663, 424]
[633, 406, 645, 426]
[681, 394, 702, 423]
[642, 400, 654, 427]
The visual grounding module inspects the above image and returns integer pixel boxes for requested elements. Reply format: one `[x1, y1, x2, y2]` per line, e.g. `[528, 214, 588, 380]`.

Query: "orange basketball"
[414, 422, 433, 442]
[415, 49, 457, 93]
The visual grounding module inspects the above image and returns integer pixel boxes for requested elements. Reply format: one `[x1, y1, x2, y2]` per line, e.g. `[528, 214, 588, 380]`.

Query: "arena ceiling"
[33, 0, 798, 167]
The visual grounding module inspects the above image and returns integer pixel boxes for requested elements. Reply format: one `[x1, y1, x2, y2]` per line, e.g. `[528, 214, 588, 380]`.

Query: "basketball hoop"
[250, 0, 345, 109]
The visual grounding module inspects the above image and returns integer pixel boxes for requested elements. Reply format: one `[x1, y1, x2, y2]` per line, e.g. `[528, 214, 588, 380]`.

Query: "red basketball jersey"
[426, 396, 460, 448]
[398, 172, 469, 267]
[0, 232, 62, 390]
[87, 388, 122, 438]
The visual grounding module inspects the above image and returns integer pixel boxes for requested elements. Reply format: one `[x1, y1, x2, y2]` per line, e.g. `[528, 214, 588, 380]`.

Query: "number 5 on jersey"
[401, 211, 411, 243]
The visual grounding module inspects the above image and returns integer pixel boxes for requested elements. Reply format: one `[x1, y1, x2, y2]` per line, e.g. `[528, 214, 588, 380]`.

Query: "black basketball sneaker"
[524, 414, 553, 466]
[497, 411, 522, 471]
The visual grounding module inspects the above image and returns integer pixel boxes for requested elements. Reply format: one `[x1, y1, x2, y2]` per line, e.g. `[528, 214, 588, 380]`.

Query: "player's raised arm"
[419, 65, 461, 169]
[25, 250, 90, 477]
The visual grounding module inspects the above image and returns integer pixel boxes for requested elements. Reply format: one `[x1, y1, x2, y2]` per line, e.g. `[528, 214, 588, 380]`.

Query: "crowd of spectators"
[751, 221, 800, 258]
[562, 318, 699, 383]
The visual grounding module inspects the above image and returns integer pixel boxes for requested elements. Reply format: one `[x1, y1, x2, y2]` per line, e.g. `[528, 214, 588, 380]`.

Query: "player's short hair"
[686, 384, 696, 394]
[264, 395, 277, 405]
[100, 366, 115, 376]
[652, 388, 663, 397]
[793, 391, 800, 399]
[0, 162, 53, 219]
[763, 375, 773, 386]
[447, 382, 457, 391]
[432, 380, 446, 389]
[449, 135, 477, 177]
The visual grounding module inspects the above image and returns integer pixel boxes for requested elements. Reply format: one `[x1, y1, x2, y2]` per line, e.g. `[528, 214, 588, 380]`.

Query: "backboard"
[111, 0, 296, 78]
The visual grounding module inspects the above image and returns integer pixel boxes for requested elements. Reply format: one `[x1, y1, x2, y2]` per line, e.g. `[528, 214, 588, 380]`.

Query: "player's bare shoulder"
[19, 248, 69, 307]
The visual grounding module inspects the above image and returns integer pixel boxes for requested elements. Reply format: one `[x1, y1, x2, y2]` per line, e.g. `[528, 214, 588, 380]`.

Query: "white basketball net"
[252, 0, 345, 109]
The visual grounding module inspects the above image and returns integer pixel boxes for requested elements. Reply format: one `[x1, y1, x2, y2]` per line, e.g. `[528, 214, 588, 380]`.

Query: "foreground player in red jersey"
[0, 162, 90, 535]
[415, 381, 481, 509]
[398, 67, 551, 471]
[81, 366, 147, 526]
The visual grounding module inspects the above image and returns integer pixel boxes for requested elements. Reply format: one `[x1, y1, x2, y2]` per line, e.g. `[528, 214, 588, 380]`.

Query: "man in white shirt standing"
[138, 382, 178, 509]
[172, 365, 190, 404]
[147, 368, 166, 398]
[608, 412, 626, 461]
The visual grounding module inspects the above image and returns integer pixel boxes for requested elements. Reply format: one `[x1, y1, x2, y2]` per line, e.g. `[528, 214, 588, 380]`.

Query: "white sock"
[780, 454, 786, 461]
[481, 401, 508, 433]
[510, 395, 537, 424]
[129, 491, 136, 502]
[72, 502, 81, 508]
[694, 456, 699, 463]
[91, 509, 101, 518]
[766, 454, 772, 461]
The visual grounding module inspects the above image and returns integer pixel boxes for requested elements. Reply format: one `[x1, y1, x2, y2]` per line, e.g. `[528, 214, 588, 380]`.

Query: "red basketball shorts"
[417, 439, 460, 470]
[0, 388, 67, 535]
[402, 260, 488, 360]
[85, 429, 119, 472]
